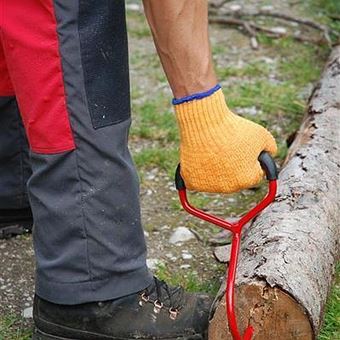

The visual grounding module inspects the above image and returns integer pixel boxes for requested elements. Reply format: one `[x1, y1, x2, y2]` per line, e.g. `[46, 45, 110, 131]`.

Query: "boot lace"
[139, 277, 184, 320]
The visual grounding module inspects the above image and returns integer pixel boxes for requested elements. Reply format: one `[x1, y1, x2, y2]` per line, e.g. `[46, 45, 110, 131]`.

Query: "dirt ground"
[0, 0, 337, 338]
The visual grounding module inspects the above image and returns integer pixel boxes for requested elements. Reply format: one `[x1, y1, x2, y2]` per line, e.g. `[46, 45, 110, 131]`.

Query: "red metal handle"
[176, 180, 277, 339]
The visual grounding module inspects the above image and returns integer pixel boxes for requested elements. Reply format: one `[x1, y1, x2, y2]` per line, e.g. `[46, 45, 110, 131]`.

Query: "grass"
[131, 97, 178, 143]
[309, 0, 340, 38]
[0, 315, 32, 340]
[170, 193, 215, 212]
[126, 11, 151, 39]
[170, 187, 267, 219]
[226, 82, 304, 120]
[216, 60, 271, 79]
[318, 263, 340, 340]
[133, 147, 178, 177]
[156, 263, 223, 295]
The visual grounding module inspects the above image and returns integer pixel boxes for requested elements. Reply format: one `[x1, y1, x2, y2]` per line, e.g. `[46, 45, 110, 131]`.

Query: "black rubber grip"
[258, 151, 278, 180]
[175, 164, 186, 190]
[175, 152, 277, 191]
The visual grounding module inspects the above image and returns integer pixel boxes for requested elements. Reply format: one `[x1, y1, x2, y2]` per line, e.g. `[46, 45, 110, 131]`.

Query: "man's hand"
[174, 88, 277, 193]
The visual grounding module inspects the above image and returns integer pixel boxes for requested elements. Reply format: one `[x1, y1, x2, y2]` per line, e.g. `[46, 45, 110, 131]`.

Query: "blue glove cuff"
[172, 84, 221, 105]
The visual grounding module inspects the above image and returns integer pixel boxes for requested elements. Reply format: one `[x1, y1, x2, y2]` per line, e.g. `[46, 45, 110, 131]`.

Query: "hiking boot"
[33, 276, 213, 340]
[0, 208, 33, 239]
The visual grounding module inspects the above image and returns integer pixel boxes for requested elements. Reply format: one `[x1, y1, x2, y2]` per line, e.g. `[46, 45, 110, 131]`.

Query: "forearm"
[142, 0, 217, 98]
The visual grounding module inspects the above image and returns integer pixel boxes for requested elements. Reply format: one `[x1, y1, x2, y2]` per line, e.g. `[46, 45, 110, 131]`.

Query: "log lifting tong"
[175, 151, 278, 340]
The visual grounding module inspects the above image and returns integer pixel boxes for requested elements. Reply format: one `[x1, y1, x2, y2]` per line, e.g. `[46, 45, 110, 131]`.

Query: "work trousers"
[0, 0, 152, 304]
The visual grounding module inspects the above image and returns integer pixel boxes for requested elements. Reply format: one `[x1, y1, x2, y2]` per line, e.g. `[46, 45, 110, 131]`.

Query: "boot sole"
[0, 222, 32, 239]
[33, 328, 205, 340]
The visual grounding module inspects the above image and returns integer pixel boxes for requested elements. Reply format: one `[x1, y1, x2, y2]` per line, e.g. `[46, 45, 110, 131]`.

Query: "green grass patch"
[133, 147, 178, 176]
[225, 81, 305, 134]
[217, 61, 271, 79]
[126, 11, 151, 39]
[131, 97, 178, 143]
[0, 315, 32, 340]
[156, 264, 223, 295]
[226, 81, 304, 116]
[278, 49, 324, 87]
[318, 263, 340, 340]
[212, 44, 227, 55]
[309, 0, 340, 38]
[171, 186, 268, 219]
[170, 193, 215, 212]
[130, 50, 161, 69]
[129, 26, 151, 39]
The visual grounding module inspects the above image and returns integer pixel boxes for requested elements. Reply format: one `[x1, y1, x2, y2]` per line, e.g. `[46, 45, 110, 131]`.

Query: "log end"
[208, 283, 313, 340]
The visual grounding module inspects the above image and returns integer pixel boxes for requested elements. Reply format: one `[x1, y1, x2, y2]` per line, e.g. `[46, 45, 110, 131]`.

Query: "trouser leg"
[0, 38, 31, 209]
[2, 0, 152, 304]
[0, 96, 31, 209]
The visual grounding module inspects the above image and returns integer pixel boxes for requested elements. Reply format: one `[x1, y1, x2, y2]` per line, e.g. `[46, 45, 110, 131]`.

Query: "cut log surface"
[209, 46, 340, 339]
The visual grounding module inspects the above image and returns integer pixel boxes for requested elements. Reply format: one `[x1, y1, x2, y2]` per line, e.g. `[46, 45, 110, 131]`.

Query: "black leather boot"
[0, 208, 33, 239]
[33, 277, 213, 340]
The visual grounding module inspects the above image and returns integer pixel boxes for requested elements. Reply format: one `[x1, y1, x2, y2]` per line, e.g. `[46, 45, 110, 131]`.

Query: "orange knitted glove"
[174, 88, 277, 193]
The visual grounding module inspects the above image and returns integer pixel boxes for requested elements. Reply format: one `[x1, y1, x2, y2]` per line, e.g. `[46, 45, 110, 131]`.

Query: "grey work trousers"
[0, 0, 152, 304]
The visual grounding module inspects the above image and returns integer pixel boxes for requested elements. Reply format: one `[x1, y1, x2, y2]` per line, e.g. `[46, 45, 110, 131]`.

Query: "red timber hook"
[175, 151, 278, 340]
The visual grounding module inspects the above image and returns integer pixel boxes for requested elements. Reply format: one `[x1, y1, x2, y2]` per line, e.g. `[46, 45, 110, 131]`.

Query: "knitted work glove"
[174, 86, 277, 193]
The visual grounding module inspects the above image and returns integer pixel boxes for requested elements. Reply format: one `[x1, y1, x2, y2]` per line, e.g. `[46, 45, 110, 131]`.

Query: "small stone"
[230, 4, 242, 11]
[213, 245, 232, 263]
[165, 253, 178, 262]
[250, 37, 259, 50]
[144, 231, 149, 238]
[237, 106, 259, 116]
[169, 227, 195, 244]
[180, 264, 191, 269]
[146, 258, 161, 271]
[260, 57, 275, 65]
[182, 253, 193, 260]
[208, 230, 232, 246]
[146, 173, 156, 181]
[271, 27, 287, 35]
[126, 4, 141, 12]
[261, 5, 274, 11]
[22, 307, 33, 319]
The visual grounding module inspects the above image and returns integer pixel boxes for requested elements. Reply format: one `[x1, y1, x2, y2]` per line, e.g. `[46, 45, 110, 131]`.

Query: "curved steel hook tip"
[243, 326, 254, 340]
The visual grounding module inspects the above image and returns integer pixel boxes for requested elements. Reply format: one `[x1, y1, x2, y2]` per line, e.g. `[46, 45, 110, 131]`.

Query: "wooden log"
[209, 46, 340, 339]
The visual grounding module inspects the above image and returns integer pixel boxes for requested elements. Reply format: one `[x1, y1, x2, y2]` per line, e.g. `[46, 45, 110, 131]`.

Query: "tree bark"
[209, 46, 340, 339]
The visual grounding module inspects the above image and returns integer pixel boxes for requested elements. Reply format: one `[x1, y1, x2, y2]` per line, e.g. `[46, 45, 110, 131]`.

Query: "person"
[0, 1, 276, 339]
